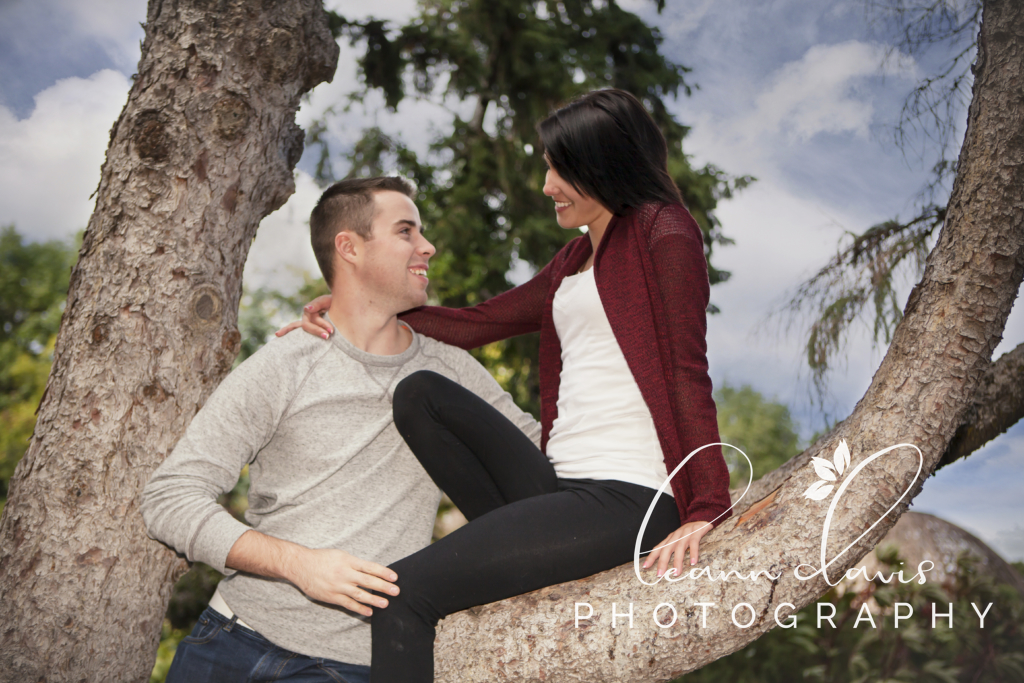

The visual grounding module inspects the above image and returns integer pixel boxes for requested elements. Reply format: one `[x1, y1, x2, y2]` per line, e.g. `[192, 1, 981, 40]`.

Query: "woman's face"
[543, 162, 612, 231]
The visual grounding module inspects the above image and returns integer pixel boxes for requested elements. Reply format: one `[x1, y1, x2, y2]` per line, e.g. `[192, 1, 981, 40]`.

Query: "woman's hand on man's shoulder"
[275, 294, 334, 340]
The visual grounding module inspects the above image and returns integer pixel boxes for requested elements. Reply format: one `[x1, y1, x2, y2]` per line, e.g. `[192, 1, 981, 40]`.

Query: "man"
[141, 177, 540, 683]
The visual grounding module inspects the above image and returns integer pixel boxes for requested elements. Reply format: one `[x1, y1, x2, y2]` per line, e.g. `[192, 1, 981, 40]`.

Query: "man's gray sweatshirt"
[140, 321, 541, 665]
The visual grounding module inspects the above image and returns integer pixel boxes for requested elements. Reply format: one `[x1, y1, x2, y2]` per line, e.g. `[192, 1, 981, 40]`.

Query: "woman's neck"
[584, 210, 614, 260]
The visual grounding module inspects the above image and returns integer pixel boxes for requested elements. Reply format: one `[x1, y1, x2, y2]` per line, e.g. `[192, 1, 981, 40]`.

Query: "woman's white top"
[545, 267, 672, 495]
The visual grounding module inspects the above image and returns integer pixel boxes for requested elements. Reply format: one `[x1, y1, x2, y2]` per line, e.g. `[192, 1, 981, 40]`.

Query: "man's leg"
[255, 655, 370, 683]
[165, 608, 264, 683]
[393, 370, 558, 520]
[370, 478, 681, 683]
[166, 607, 371, 683]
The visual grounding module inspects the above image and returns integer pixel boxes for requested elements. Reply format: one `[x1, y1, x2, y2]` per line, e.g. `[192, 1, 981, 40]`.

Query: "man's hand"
[642, 521, 712, 579]
[226, 530, 398, 617]
[287, 546, 399, 617]
[275, 294, 334, 339]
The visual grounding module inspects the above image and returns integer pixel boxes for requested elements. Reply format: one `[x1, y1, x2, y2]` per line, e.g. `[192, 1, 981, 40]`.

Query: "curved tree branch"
[433, 0, 1024, 679]
[744, 339, 1024, 511]
[938, 340, 1024, 469]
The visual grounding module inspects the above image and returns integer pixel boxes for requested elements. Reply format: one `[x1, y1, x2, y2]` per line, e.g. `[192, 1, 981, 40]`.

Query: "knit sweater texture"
[401, 203, 732, 527]
[140, 322, 540, 665]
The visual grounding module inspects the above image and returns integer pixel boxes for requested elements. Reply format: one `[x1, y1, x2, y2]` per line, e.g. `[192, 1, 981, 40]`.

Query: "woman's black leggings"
[371, 370, 681, 682]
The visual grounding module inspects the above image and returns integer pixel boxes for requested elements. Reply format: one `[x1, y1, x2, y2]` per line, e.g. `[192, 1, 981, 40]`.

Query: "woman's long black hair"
[537, 89, 683, 214]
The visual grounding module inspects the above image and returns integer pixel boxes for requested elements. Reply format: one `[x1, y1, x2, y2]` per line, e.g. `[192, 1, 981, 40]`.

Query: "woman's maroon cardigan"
[401, 202, 732, 528]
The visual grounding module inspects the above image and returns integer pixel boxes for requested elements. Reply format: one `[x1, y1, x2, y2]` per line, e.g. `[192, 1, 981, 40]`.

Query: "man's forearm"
[225, 529, 306, 583]
[224, 529, 400, 617]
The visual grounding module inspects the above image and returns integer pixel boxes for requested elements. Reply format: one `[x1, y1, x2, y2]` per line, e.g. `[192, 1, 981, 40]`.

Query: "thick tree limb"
[431, 0, 1024, 680]
[744, 339, 1024, 510]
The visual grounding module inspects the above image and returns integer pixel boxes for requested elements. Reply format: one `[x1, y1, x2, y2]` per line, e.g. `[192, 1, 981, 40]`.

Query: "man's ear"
[334, 230, 362, 267]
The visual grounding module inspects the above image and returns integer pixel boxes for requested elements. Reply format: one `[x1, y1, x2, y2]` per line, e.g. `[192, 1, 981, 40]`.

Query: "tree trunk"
[0, 1, 337, 681]
[431, 0, 1024, 679]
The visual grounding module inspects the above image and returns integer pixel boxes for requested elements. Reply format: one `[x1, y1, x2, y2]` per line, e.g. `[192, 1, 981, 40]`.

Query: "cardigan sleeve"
[648, 205, 733, 528]
[398, 243, 564, 350]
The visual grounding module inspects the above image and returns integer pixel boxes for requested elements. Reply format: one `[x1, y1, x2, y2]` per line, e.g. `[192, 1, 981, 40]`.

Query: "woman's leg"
[393, 370, 558, 521]
[370, 479, 680, 683]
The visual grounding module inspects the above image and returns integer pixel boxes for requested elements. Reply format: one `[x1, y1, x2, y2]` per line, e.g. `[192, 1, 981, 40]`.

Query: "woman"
[282, 89, 732, 682]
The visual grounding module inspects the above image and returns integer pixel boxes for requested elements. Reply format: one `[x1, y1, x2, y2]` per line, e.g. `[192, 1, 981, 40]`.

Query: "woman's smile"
[543, 165, 612, 231]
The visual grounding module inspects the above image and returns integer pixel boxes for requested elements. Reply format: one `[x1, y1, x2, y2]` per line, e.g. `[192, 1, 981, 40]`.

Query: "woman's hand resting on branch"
[643, 520, 712, 578]
[275, 294, 334, 339]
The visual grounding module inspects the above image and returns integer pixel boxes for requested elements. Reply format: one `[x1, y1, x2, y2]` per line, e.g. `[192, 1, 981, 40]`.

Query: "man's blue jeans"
[166, 607, 370, 683]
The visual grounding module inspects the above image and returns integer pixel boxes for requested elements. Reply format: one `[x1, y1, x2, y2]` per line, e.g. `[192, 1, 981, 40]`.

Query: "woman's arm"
[397, 261, 554, 349]
[278, 245, 570, 349]
[638, 205, 732, 577]
[648, 204, 733, 526]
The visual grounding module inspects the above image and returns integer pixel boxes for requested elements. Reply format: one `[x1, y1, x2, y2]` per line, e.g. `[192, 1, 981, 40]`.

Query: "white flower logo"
[803, 439, 852, 501]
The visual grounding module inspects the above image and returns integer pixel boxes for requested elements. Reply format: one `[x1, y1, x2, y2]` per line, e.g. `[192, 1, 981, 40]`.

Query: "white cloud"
[56, 0, 146, 72]
[751, 41, 883, 140]
[666, 39, 936, 431]
[688, 40, 916, 180]
[704, 178, 886, 432]
[297, 42, 454, 166]
[658, 0, 718, 40]
[297, 37, 472, 177]
[0, 69, 131, 240]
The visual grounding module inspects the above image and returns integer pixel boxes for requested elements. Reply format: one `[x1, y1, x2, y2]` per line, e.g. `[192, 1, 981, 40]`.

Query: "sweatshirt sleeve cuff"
[188, 509, 251, 575]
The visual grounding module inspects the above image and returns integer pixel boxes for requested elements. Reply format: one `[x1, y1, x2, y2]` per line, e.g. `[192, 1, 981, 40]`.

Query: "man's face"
[359, 191, 435, 312]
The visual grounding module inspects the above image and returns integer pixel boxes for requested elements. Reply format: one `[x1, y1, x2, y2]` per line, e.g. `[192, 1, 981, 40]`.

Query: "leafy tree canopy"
[0, 225, 77, 505]
[311, 0, 751, 410]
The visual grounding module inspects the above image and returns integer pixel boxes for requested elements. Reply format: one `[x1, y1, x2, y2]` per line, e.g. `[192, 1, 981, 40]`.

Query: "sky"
[0, 0, 1021, 560]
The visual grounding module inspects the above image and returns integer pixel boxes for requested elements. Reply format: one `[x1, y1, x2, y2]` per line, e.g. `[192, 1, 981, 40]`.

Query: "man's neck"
[326, 293, 412, 356]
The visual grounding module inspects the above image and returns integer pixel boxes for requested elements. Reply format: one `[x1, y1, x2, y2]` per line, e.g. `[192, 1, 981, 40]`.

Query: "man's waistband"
[209, 586, 256, 631]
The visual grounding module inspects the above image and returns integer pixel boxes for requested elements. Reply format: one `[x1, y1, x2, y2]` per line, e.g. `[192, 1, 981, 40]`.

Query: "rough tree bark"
[429, 0, 1024, 679]
[0, 1, 338, 682]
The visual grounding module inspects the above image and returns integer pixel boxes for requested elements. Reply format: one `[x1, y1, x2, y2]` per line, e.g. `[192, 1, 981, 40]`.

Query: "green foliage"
[680, 551, 1024, 683]
[714, 383, 802, 486]
[327, 0, 746, 291]
[150, 619, 188, 683]
[0, 225, 77, 509]
[314, 0, 749, 407]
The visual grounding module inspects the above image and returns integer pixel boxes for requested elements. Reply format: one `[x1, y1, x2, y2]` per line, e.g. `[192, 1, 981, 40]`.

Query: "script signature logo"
[633, 440, 925, 586]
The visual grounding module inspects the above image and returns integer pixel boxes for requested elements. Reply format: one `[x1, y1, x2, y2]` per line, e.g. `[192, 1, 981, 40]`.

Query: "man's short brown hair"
[310, 176, 416, 286]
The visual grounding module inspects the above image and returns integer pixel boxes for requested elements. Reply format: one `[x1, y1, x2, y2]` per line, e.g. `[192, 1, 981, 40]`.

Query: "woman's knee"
[393, 370, 446, 433]
[379, 558, 446, 630]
